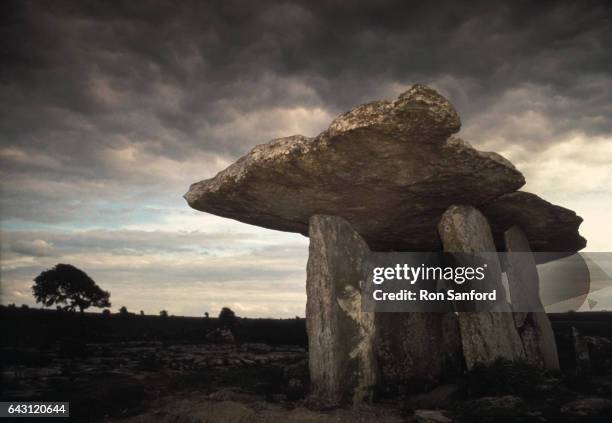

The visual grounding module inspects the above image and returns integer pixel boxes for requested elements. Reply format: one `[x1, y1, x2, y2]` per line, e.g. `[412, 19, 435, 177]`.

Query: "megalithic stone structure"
[306, 214, 377, 405]
[504, 226, 560, 370]
[184, 84, 587, 405]
[307, 214, 463, 405]
[438, 205, 526, 369]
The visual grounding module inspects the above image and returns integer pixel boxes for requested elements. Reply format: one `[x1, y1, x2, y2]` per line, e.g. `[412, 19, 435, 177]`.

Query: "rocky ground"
[1, 340, 308, 421]
[111, 354, 612, 423]
[113, 392, 406, 423]
[2, 312, 612, 422]
[4, 335, 612, 422]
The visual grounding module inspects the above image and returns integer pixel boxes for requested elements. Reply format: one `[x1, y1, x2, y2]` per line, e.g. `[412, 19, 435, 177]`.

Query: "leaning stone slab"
[504, 225, 560, 370]
[438, 205, 525, 369]
[306, 214, 377, 405]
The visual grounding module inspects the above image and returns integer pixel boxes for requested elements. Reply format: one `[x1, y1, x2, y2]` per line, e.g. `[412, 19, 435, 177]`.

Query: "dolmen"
[185, 85, 586, 406]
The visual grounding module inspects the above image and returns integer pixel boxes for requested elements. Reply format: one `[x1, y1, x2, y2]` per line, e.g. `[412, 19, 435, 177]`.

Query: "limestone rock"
[572, 326, 591, 374]
[461, 395, 526, 423]
[560, 397, 612, 421]
[405, 384, 459, 409]
[306, 214, 376, 405]
[208, 388, 265, 403]
[186, 86, 585, 257]
[186, 85, 538, 252]
[482, 191, 586, 257]
[504, 226, 560, 370]
[375, 312, 462, 386]
[514, 312, 560, 370]
[205, 328, 235, 343]
[503, 226, 542, 309]
[306, 214, 463, 403]
[414, 409, 454, 423]
[584, 336, 612, 362]
[438, 205, 525, 369]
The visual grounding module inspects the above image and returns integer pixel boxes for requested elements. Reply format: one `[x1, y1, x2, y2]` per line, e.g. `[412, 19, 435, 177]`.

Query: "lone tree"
[32, 264, 110, 313]
[218, 307, 237, 328]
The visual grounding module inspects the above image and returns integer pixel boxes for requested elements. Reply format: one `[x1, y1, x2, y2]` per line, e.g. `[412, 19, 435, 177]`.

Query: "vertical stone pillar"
[306, 214, 377, 406]
[504, 226, 560, 370]
[437, 205, 525, 369]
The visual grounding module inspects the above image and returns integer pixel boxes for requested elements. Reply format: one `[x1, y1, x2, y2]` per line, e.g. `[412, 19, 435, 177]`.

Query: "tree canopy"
[218, 307, 237, 328]
[32, 264, 111, 313]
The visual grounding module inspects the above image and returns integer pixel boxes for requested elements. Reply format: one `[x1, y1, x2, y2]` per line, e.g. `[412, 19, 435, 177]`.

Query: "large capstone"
[184, 85, 585, 256]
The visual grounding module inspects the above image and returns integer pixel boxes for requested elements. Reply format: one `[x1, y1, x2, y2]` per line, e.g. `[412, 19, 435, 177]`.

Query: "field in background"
[0, 306, 307, 347]
[1, 307, 611, 422]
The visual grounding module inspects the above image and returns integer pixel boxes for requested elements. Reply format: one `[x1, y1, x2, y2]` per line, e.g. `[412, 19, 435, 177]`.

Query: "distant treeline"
[0, 306, 307, 347]
[2, 306, 611, 350]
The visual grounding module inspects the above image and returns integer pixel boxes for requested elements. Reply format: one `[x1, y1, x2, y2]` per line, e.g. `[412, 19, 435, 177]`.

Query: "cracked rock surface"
[185, 85, 584, 255]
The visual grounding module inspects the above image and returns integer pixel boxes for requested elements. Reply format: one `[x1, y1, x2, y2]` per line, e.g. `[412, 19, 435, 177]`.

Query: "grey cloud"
[1, 228, 260, 256]
[3, 1, 611, 150]
[1, 0, 611, 315]
[9, 239, 53, 257]
[1, 0, 611, 225]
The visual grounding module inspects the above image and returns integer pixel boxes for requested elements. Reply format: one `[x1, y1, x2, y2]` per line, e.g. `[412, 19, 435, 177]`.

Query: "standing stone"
[306, 214, 377, 406]
[504, 226, 560, 370]
[572, 326, 591, 374]
[375, 312, 463, 386]
[437, 205, 525, 369]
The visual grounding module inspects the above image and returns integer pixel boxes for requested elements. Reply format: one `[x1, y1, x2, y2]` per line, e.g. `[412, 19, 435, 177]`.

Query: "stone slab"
[438, 205, 526, 369]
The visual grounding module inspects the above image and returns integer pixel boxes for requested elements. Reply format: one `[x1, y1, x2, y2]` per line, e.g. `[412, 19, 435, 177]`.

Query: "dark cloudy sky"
[1, 0, 611, 316]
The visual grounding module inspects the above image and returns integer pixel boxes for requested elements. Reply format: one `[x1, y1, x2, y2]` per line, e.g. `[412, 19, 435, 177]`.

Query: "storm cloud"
[1, 0, 611, 315]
